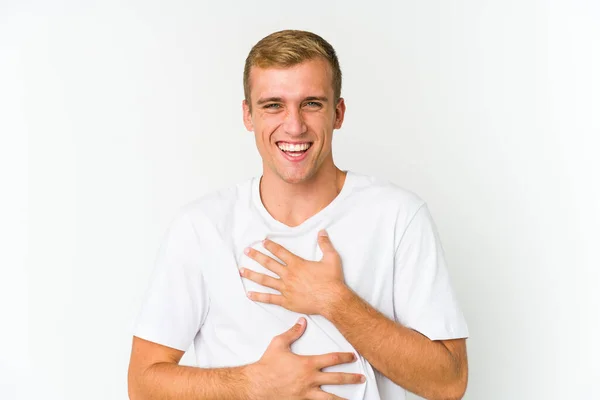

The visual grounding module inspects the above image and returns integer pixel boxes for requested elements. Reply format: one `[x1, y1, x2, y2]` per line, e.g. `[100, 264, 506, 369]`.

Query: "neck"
[259, 165, 347, 228]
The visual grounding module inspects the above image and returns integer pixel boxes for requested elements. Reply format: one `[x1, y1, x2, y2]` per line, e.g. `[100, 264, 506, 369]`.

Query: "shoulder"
[169, 177, 254, 232]
[347, 170, 426, 222]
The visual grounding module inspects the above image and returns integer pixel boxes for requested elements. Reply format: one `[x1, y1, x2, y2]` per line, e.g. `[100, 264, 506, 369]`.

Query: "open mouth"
[276, 141, 313, 158]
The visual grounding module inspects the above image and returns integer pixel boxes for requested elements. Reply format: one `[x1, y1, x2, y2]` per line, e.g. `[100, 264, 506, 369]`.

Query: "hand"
[241, 230, 347, 316]
[245, 318, 365, 400]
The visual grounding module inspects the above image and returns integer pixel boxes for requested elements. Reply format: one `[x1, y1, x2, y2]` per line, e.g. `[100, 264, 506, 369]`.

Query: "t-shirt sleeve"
[132, 212, 210, 351]
[393, 203, 469, 340]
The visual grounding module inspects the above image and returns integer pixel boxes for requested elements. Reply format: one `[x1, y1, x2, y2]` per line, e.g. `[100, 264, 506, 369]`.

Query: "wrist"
[240, 363, 264, 400]
[322, 282, 353, 320]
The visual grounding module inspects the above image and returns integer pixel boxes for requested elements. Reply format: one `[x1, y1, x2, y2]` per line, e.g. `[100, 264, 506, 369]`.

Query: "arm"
[324, 286, 468, 400]
[242, 215, 470, 400]
[243, 245, 468, 400]
[128, 322, 363, 400]
[127, 336, 252, 400]
[129, 214, 254, 399]
[132, 214, 363, 399]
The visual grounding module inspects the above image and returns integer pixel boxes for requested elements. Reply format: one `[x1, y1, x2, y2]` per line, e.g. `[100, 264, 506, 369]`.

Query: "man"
[128, 30, 469, 400]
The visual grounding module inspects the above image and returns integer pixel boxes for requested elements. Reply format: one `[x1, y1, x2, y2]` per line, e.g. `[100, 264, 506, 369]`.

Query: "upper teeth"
[277, 142, 311, 152]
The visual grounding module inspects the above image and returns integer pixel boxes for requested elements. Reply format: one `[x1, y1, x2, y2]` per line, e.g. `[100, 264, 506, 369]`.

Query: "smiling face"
[243, 58, 346, 184]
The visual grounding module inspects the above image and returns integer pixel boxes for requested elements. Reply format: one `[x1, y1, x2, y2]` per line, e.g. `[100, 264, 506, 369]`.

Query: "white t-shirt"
[133, 170, 469, 400]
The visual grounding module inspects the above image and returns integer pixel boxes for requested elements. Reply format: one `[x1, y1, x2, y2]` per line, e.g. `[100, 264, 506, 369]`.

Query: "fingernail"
[244, 247, 250, 255]
[297, 317, 305, 325]
[318, 229, 328, 237]
[239, 268, 244, 276]
[360, 375, 366, 383]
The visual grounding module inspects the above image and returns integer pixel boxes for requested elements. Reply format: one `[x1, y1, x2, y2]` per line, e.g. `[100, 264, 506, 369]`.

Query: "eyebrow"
[256, 96, 329, 105]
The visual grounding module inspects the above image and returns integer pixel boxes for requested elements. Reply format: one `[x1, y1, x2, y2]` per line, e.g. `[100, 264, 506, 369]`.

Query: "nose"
[282, 108, 307, 136]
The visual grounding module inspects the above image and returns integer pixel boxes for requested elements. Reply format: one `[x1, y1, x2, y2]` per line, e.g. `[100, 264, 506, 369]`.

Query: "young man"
[128, 30, 469, 400]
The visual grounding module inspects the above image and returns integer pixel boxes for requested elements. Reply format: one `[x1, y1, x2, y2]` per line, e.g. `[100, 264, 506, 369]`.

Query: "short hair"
[243, 30, 342, 108]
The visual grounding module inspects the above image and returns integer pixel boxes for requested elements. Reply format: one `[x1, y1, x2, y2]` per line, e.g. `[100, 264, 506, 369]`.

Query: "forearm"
[324, 286, 465, 400]
[129, 362, 253, 400]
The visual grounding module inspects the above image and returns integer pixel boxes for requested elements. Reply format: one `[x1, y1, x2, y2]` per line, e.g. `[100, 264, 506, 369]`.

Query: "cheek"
[308, 111, 335, 127]
[256, 113, 283, 132]
[306, 116, 334, 139]
[253, 117, 281, 146]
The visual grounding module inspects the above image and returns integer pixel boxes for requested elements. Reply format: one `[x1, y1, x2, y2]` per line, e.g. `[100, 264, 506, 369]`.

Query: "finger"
[273, 317, 306, 349]
[317, 230, 339, 261]
[247, 291, 284, 306]
[240, 268, 282, 291]
[315, 372, 365, 386]
[312, 352, 357, 369]
[310, 389, 347, 400]
[244, 247, 286, 276]
[262, 238, 295, 264]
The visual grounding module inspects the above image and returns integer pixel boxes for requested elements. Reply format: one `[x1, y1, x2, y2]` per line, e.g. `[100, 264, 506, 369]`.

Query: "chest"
[200, 209, 397, 330]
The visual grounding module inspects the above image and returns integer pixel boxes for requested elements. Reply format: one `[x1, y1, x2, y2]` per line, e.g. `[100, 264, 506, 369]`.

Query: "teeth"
[277, 142, 311, 152]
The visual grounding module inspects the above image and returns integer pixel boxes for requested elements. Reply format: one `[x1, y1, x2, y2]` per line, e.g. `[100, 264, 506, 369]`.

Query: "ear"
[333, 98, 346, 130]
[242, 100, 254, 132]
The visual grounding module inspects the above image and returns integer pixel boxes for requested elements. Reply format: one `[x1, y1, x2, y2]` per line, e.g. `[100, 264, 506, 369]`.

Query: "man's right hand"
[245, 317, 365, 400]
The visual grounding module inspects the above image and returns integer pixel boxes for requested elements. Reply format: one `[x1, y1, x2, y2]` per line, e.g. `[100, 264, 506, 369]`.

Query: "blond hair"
[243, 30, 342, 108]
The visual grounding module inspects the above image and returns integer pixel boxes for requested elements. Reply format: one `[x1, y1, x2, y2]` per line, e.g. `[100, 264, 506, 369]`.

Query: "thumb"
[317, 229, 337, 259]
[276, 317, 307, 348]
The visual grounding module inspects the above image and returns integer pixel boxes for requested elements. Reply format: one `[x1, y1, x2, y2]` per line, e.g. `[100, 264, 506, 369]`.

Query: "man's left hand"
[241, 230, 347, 316]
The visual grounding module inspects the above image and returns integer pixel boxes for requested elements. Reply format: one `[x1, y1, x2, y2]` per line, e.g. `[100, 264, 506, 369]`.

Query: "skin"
[128, 321, 363, 400]
[128, 56, 468, 400]
[127, 58, 361, 400]
[240, 57, 469, 399]
[242, 57, 347, 227]
[243, 233, 469, 400]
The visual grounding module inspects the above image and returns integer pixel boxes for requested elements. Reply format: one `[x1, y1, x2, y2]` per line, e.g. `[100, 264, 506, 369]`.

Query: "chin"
[280, 174, 308, 185]
[277, 168, 315, 184]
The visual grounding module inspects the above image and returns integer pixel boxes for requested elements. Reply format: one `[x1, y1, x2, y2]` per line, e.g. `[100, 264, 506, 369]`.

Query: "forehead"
[248, 58, 333, 102]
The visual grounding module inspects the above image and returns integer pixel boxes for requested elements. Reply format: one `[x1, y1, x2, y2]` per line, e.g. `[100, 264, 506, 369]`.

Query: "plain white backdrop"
[2, 0, 599, 399]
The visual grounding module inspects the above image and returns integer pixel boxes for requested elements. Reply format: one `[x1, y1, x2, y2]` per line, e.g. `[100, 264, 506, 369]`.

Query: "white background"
[2, 0, 599, 399]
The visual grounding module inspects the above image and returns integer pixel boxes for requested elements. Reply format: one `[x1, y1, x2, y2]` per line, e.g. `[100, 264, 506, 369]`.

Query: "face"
[242, 58, 346, 184]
